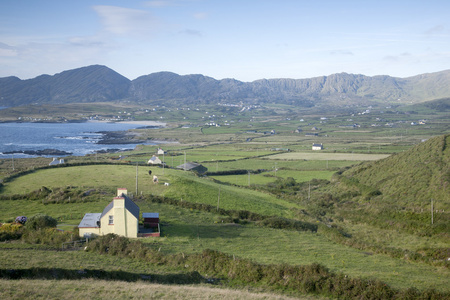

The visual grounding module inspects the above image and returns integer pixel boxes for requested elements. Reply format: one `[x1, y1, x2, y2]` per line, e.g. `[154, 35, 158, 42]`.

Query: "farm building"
[157, 148, 166, 155]
[176, 162, 208, 174]
[148, 155, 162, 165]
[78, 188, 160, 238]
[312, 143, 323, 150]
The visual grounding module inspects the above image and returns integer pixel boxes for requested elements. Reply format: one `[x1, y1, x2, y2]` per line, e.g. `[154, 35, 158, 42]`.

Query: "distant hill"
[0, 65, 131, 107]
[339, 134, 449, 208]
[1, 65, 450, 107]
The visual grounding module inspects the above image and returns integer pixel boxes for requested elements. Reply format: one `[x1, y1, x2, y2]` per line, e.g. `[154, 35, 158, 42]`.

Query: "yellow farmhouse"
[78, 188, 140, 238]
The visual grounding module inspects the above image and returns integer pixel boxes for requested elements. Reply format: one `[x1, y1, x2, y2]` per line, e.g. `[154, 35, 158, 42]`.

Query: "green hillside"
[340, 134, 449, 209]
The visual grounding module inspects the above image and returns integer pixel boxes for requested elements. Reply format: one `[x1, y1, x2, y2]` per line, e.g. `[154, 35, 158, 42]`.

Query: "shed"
[143, 212, 159, 228]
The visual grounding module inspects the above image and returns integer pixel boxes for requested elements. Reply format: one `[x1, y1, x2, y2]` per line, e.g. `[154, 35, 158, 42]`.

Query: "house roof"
[78, 213, 101, 228]
[143, 213, 159, 218]
[100, 195, 140, 220]
[176, 162, 205, 171]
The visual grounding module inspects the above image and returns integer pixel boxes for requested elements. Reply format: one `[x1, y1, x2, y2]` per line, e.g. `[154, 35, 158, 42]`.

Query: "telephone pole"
[135, 163, 138, 195]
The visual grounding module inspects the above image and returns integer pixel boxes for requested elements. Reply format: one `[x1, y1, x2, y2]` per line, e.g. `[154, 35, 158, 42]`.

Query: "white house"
[312, 143, 323, 150]
[49, 158, 65, 166]
[148, 155, 162, 165]
[78, 188, 140, 238]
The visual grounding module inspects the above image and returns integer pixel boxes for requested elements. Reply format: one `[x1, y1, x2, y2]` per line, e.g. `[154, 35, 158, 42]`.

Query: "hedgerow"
[85, 235, 449, 299]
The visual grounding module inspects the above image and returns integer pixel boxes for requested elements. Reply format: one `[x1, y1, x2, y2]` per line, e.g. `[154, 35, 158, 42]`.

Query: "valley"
[0, 95, 449, 299]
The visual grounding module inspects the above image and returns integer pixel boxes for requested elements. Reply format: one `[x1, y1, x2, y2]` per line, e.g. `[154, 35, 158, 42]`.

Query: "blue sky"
[0, 0, 449, 81]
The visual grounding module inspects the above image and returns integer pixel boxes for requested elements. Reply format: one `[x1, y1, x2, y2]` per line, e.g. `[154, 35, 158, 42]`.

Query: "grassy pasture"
[268, 152, 391, 161]
[163, 173, 300, 217]
[202, 158, 356, 172]
[211, 170, 335, 186]
[146, 223, 450, 292]
[1, 165, 171, 195]
[0, 165, 300, 219]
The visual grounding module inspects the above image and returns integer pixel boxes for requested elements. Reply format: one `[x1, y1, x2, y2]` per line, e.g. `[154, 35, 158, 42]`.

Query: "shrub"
[0, 223, 24, 241]
[25, 214, 57, 230]
[21, 227, 74, 246]
[258, 217, 318, 232]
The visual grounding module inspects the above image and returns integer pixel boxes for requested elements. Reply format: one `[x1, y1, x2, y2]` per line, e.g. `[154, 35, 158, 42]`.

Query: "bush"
[0, 223, 24, 241]
[25, 214, 57, 230]
[21, 227, 74, 246]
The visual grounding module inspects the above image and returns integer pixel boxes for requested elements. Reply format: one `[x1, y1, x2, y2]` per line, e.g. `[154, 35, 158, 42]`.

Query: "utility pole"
[163, 152, 165, 175]
[217, 187, 220, 211]
[248, 171, 250, 186]
[184, 151, 186, 171]
[135, 163, 138, 196]
[308, 181, 311, 200]
[431, 199, 434, 225]
[12, 154, 15, 171]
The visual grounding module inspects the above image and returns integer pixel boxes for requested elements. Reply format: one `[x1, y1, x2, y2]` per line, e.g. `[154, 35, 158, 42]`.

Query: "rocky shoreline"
[3, 149, 72, 156]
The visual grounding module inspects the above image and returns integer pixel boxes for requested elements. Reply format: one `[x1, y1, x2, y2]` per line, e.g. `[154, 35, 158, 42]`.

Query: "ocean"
[0, 121, 160, 158]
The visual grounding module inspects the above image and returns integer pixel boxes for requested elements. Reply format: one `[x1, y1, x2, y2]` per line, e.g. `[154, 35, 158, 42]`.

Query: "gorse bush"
[25, 214, 57, 230]
[21, 227, 74, 246]
[257, 217, 318, 232]
[0, 223, 23, 241]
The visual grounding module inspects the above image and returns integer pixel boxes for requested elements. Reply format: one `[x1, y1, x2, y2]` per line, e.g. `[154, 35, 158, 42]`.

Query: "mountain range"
[1, 65, 450, 107]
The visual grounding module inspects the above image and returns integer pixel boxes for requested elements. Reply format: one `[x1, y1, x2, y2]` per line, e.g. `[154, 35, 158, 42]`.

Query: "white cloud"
[330, 49, 354, 56]
[193, 12, 208, 19]
[424, 25, 445, 36]
[93, 5, 160, 37]
[179, 29, 202, 37]
[144, 1, 176, 7]
[0, 42, 17, 57]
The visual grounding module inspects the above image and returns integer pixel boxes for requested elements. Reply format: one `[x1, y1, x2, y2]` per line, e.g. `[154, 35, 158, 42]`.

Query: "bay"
[0, 121, 163, 158]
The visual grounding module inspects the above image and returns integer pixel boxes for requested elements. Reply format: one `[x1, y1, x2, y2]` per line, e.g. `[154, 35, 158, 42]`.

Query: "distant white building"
[49, 158, 65, 166]
[312, 143, 323, 150]
[148, 155, 162, 165]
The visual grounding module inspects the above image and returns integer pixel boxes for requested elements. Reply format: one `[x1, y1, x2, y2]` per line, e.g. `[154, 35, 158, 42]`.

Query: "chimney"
[117, 188, 127, 197]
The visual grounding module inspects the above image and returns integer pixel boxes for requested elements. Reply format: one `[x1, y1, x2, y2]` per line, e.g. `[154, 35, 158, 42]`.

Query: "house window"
[109, 215, 114, 225]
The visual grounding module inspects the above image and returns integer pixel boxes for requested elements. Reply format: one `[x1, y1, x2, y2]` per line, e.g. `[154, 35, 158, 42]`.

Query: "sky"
[0, 0, 449, 82]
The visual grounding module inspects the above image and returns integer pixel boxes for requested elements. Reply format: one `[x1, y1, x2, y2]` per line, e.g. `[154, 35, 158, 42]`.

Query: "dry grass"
[0, 279, 319, 300]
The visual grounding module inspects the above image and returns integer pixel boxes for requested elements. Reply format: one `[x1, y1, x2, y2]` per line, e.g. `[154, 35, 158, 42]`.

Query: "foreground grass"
[0, 247, 318, 299]
[0, 279, 316, 300]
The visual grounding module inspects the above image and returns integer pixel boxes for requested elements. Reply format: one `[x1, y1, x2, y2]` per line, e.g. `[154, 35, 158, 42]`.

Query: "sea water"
[0, 122, 158, 158]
